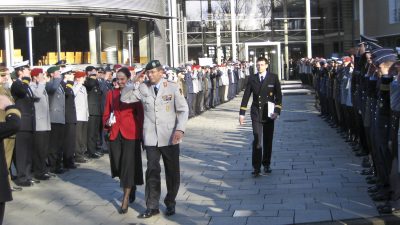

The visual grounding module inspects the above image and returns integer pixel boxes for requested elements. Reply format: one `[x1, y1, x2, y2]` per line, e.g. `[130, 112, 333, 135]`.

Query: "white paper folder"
[268, 101, 275, 118]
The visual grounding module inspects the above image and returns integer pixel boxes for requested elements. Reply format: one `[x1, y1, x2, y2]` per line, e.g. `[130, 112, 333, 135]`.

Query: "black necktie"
[260, 76, 264, 82]
[154, 86, 158, 96]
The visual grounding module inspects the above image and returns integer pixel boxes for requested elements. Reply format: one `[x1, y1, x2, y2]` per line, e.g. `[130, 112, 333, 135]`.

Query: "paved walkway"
[4, 89, 385, 225]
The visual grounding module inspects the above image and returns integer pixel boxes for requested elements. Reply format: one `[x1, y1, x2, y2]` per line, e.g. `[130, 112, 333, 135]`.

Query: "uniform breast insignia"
[270, 92, 273, 96]
[166, 105, 170, 112]
[162, 95, 173, 101]
[268, 85, 274, 87]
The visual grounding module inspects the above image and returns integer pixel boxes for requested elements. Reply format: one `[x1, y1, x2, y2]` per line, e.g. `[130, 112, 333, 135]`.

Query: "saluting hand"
[172, 130, 184, 145]
[134, 70, 146, 83]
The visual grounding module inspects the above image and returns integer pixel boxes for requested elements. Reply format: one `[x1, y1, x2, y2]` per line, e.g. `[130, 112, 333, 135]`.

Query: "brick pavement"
[4, 89, 385, 225]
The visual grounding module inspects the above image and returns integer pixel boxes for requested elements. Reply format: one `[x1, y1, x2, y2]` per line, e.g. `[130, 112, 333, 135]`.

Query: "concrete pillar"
[359, 0, 364, 35]
[216, 20, 222, 65]
[170, 0, 179, 67]
[183, 16, 188, 63]
[56, 18, 61, 62]
[283, 0, 289, 80]
[88, 17, 98, 64]
[305, 0, 312, 58]
[230, 0, 237, 61]
[4, 16, 14, 67]
[177, 3, 183, 65]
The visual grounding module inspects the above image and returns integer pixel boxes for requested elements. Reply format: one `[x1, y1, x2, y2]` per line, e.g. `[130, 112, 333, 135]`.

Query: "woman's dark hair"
[117, 67, 131, 79]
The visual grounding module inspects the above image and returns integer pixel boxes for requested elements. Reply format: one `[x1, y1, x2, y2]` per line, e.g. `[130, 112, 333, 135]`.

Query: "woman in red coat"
[103, 67, 144, 214]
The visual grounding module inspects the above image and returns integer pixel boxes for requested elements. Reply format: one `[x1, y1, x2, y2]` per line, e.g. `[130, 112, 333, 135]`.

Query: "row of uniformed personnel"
[0, 61, 113, 190]
[312, 35, 400, 214]
[180, 63, 251, 118]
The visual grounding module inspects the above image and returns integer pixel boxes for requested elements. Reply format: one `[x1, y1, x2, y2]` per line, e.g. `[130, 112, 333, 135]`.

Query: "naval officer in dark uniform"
[239, 57, 282, 177]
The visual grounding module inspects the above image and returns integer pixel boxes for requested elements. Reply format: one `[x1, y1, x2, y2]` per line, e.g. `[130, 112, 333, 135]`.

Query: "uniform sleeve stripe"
[240, 107, 247, 110]
[275, 105, 282, 109]
[6, 108, 21, 118]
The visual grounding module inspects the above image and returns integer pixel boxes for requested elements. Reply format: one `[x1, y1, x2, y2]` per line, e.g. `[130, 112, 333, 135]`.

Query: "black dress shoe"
[138, 209, 160, 218]
[53, 168, 67, 174]
[15, 180, 33, 187]
[30, 179, 40, 184]
[34, 173, 50, 180]
[75, 157, 88, 163]
[118, 207, 128, 214]
[251, 170, 261, 177]
[264, 166, 272, 174]
[165, 206, 175, 216]
[87, 153, 101, 159]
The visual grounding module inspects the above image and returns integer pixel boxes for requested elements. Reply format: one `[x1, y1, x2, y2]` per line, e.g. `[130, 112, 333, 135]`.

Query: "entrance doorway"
[244, 42, 282, 80]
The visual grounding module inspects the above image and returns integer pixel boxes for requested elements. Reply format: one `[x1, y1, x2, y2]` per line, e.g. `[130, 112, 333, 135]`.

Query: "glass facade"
[185, 0, 354, 61]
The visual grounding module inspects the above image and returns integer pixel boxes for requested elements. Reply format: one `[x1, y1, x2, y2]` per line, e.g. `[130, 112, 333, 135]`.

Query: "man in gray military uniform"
[121, 60, 189, 218]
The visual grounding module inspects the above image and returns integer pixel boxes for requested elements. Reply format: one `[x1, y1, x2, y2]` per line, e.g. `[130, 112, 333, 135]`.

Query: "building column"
[96, 18, 102, 64]
[216, 20, 222, 65]
[88, 17, 98, 64]
[230, 0, 237, 61]
[4, 16, 14, 67]
[177, 3, 182, 65]
[170, 0, 179, 67]
[183, 16, 188, 63]
[359, 0, 364, 35]
[56, 17, 61, 62]
[305, 0, 312, 58]
[283, 0, 289, 80]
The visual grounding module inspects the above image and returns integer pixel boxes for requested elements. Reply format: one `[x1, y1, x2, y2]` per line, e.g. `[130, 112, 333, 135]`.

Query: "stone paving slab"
[4, 91, 388, 225]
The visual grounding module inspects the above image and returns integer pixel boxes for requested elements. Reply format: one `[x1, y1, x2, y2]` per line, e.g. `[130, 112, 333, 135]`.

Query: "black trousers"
[63, 123, 76, 167]
[87, 115, 101, 154]
[49, 123, 65, 171]
[187, 93, 195, 117]
[144, 144, 180, 209]
[75, 121, 88, 158]
[0, 202, 4, 225]
[15, 131, 33, 182]
[33, 131, 50, 176]
[251, 120, 275, 171]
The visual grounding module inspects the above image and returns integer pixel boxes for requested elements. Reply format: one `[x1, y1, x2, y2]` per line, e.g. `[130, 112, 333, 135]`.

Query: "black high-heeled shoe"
[119, 206, 128, 214]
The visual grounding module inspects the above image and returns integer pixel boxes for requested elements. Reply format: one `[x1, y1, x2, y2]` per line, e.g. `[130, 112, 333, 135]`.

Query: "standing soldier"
[184, 66, 195, 118]
[84, 66, 103, 158]
[239, 57, 282, 177]
[73, 71, 89, 163]
[11, 61, 37, 186]
[46, 66, 66, 174]
[62, 69, 77, 169]
[30, 68, 51, 180]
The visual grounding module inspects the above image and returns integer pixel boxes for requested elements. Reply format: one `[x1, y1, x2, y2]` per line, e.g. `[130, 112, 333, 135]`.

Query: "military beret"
[145, 60, 162, 70]
[31, 68, 43, 77]
[97, 67, 105, 73]
[85, 66, 96, 73]
[47, 66, 60, 74]
[74, 71, 86, 78]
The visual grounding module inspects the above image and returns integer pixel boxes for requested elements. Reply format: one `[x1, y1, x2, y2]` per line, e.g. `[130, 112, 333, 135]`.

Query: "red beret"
[113, 64, 122, 71]
[128, 66, 135, 71]
[342, 56, 352, 63]
[31, 68, 43, 77]
[74, 71, 86, 78]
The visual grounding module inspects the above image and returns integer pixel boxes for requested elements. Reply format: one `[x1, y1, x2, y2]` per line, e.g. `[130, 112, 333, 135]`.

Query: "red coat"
[103, 89, 143, 141]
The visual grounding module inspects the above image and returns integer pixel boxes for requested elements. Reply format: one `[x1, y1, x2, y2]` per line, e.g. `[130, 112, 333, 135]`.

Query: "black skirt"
[109, 133, 144, 188]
